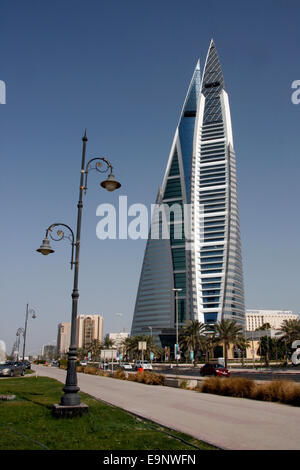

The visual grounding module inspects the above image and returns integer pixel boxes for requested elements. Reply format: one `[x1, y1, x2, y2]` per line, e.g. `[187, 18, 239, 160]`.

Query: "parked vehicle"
[133, 360, 153, 371]
[106, 363, 121, 371]
[120, 362, 132, 371]
[0, 362, 26, 377]
[14, 362, 27, 373]
[200, 363, 230, 377]
[22, 360, 31, 369]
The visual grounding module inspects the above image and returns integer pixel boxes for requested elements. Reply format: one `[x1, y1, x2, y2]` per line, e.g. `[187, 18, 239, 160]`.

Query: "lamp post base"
[52, 403, 89, 418]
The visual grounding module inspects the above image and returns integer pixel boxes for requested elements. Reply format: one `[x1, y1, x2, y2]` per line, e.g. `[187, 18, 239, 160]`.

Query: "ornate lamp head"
[36, 237, 55, 256]
[100, 174, 121, 192]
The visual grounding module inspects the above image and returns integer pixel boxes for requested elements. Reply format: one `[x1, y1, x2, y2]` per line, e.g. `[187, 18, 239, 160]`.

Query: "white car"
[134, 360, 153, 371]
[120, 362, 132, 371]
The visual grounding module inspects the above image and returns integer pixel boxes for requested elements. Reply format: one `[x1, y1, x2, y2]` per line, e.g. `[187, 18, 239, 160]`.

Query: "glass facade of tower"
[131, 40, 245, 343]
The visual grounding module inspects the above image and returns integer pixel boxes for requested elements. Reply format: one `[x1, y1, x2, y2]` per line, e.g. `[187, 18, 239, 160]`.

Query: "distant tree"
[214, 319, 243, 368]
[154, 347, 165, 362]
[276, 319, 300, 347]
[102, 334, 115, 349]
[179, 321, 207, 366]
[121, 337, 136, 361]
[198, 334, 216, 363]
[258, 337, 286, 364]
[121, 335, 158, 361]
[256, 323, 272, 331]
[88, 339, 102, 361]
[233, 335, 250, 366]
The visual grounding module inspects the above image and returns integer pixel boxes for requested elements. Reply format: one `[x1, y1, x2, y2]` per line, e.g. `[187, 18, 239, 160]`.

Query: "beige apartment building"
[57, 322, 71, 355]
[76, 315, 103, 349]
[246, 310, 298, 332]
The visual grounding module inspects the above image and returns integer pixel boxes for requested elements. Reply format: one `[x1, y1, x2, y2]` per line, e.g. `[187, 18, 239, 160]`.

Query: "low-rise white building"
[108, 332, 129, 349]
[246, 309, 298, 331]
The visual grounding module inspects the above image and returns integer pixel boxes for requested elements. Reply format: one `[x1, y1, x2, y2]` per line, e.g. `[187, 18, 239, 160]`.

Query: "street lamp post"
[16, 328, 24, 361]
[115, 313, 123, 333]
[36, 131, 121, 417]
[172, 288, 182, 367]
[22, 304, 36, 361]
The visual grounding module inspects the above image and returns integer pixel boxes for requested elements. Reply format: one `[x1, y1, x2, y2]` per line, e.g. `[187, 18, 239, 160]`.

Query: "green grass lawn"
[0, 377, 216, 450]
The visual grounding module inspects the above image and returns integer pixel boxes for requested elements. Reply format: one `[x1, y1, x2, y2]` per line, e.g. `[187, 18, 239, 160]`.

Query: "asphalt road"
[34, 365, 300, 450]
[153, 366, 300, 382]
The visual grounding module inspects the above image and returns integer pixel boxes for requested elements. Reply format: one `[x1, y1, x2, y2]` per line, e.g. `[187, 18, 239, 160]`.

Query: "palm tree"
[88, 339, 102, 361]
[276, 319, 300, 347]
[102, 334, 115, 349]
[120, 335, 157, 361]
[214, 319, 243, 369]
[275, 319, 300, 365]
[121, 336, 136, 361]
[256, 323, 272, 366]
[256, 322, 272, 331]
[198, 333, 216, 363]
[179, 320, 207, 366]
[233, 335, 250, 366]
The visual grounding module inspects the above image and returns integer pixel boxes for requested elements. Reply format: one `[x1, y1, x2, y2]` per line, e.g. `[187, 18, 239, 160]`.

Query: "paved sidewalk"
[34, 365, 300, 450]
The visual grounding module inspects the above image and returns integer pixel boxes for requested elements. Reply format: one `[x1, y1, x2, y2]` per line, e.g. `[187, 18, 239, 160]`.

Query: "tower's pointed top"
[179, 60, 201, 120]
[201, 39, 225, 93]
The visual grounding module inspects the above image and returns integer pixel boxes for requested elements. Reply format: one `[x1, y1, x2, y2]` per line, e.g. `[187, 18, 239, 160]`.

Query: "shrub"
[127, 373, 138, 382]
[148, 372, 164, 385]
[253, 380, 300, 406]
[200, 377, 224, 395]
[84, 366, 99, 375]
[77, 365, 84, 373]
[129, 371, 165, 386]
[179, 380, 188, 389]
[114, 370, 126, 380]
[59, 359, 68, 370]
[201, 377, 256, 398]
[199, 377, 300, 406]
[221, 378, 256, 398]
[98, 371, 111, 377]
[136, 371, 145, 383]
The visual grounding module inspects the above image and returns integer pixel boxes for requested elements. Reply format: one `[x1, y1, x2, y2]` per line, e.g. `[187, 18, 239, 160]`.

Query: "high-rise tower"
[131, 40, 245, 345]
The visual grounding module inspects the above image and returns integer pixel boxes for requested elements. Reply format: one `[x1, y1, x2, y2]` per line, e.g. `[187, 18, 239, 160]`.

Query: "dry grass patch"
[127, 373, 138, 382]
[201, 377, 256, 398]
[126, 371, 165, 386]
[253, 380, 300, 406]
[113, 370, 126, 380]
[200, 377, 300, 406]
[143, 371, 165, 385]
[84, 366, 99, 375]
[98, 370, 111, 377]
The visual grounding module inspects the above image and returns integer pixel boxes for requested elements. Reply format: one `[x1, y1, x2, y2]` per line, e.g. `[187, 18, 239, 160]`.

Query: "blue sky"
[1, 0, 300, 355]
